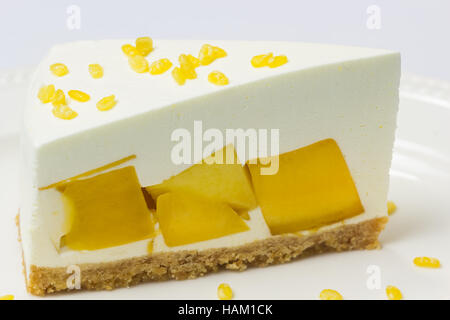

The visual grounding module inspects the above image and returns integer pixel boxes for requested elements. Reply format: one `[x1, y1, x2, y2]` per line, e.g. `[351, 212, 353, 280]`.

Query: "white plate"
[1, 70, 449, 300]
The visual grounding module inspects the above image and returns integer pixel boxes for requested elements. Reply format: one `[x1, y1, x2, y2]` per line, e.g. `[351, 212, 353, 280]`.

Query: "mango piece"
[146, 145, 257, 211]
[156, 192, 249, 247]
[62, 166, 154, 250]
[248, 139, 364, 234]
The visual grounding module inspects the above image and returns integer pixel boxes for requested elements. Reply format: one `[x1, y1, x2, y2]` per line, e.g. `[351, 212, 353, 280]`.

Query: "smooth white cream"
[20, 40, 400, 274]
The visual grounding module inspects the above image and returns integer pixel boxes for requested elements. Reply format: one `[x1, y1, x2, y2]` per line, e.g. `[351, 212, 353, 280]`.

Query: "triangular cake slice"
[19, 38, 400, 295]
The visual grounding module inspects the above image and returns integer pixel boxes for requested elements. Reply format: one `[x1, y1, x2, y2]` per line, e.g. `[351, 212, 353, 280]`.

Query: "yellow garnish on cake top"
[89, 64, 104, 79]
[179, 54, 198, 79]
[51, 89, 67, 107]
[135, 37, 153, 56]
[413, 256, 441, 268]
[0, 295, 14, 300]
[97, 95, 117, 111]
[198, 44, 215, 65]
[170, 53, 202, 85]
[38, 87, 79, 120]
[52, 104, 78, 120]
[37, 84, 55, 103]
[186, 54, 200, 68]
[50, 63, 69, 77]
[251, 53, 288, 68]
[122, 37, 153, 58]
[251, 53, 274, 68]
[122, 44, 139, 57]
[128, 55, 149, 73]
[319, 289, 343, 300]
[208, 71, 229, 86]
[268, 55, 288, 68]
[68, 90, 90, 102]
[213, 46, 227, 59]
[386, 285, 402, 300]
[198, 44, 227, 66]
[171, 67, 186, 86]
[217, 283, 233, 300]
[149, 59, 173, 75]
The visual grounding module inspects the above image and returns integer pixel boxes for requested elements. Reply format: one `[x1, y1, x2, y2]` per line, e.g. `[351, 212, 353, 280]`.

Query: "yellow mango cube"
[146, 145, 257, 211]
[61, 166, 154, 250]
[248, 139, 364, 234]
[156, 192, 249, 247]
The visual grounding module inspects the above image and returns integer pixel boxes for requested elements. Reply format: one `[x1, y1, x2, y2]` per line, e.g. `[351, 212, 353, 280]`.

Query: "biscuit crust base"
[22, 216, 388, 296]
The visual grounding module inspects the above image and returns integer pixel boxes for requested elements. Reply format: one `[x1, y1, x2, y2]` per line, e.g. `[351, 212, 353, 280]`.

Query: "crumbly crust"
[19, 216, 388, 296]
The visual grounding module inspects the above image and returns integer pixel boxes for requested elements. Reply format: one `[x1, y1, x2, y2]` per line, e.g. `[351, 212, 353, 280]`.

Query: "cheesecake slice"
[19, 38, 400, 295]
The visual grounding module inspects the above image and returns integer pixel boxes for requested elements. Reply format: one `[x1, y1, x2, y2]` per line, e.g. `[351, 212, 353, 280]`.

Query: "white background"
[1, 0, 450, 300]
[0, 0, 449, 80]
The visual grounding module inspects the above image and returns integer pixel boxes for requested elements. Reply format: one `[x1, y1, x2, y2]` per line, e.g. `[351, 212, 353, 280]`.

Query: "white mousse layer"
[20, 40, 400, 273]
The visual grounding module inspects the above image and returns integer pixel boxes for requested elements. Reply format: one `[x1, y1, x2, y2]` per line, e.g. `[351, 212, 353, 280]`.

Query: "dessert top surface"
[25, 39, 395, 146]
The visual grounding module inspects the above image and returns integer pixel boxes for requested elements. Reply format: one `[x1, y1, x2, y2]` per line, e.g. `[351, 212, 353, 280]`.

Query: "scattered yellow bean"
[68, 90, 90, 102]
[128, 55, 149, 73]
[268, 55, 288, 68]
[50, 63, 69, 77]
[135, 37, 153, 56]
[386, 285, 402, 300]
[319, 289, 343, 300]
[413, 256, 441, 268]
[51, 89, 67, 107]
[251, 53, 274, 68]
[122, 44, 139, 57]
[96, 95, 117, 111]
[89, 64, 104, 79]
[52, 104, 78, 120]
[172, 67, 186, 86]
[37, 84, 55, 104]
[149, 59, 173, 75]
[387, 201, 397, 215]
[217, 283, 233, 300]
[208, 71, 229, 86]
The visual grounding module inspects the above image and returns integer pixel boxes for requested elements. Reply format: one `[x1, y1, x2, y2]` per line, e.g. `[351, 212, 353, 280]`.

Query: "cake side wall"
[23, 52, 400, 268]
